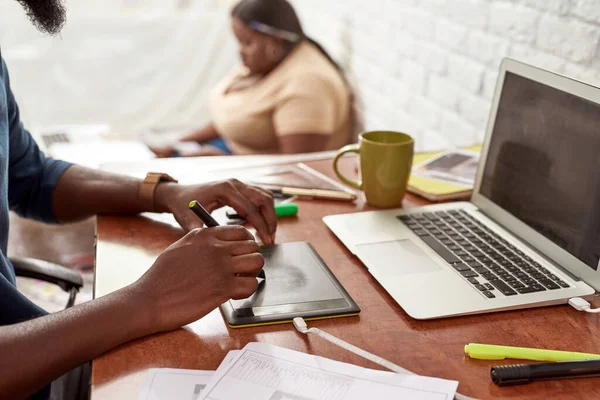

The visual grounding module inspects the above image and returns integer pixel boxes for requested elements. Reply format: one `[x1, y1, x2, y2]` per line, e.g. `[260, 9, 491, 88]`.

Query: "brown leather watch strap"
[139, 172, 178, 212]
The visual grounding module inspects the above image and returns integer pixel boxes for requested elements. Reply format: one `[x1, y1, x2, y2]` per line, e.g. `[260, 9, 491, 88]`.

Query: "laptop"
[31, 124, 155, 168]
[31, 124, 112, 152]
[324, 58, 599, 319]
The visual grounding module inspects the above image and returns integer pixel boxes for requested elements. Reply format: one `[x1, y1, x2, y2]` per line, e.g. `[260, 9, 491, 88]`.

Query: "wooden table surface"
[92, 156, 600, 400]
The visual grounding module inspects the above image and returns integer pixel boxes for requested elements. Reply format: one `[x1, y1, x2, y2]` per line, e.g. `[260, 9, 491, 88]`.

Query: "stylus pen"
[491, 359, 600, 386]
[189, 200, 219, 227]
[188, 200, 265, 279]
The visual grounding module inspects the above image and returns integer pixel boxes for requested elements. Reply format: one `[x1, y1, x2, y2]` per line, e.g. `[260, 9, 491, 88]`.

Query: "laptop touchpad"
[355, 240, 442, 276]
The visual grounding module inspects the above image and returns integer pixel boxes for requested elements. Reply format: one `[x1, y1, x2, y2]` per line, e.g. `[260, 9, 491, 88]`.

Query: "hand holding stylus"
[189, 200, 266, 280]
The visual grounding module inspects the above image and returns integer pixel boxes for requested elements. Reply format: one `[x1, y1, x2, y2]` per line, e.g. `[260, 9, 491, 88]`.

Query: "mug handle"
[333, 144, 362, 190]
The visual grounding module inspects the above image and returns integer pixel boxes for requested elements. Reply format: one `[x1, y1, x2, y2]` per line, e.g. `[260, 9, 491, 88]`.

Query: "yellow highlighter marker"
[465, 343, 600, 362]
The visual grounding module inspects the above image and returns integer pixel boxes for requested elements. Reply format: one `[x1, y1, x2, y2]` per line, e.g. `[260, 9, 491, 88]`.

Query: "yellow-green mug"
[333, 131, 414, 207]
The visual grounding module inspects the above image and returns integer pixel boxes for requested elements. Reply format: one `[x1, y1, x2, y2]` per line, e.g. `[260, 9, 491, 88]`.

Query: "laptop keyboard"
[398, 210, 571, 299]
[42, 133, 70, 148]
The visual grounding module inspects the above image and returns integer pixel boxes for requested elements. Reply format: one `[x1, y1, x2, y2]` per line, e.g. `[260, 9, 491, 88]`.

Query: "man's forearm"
[0, 286, 151, 399]
[52, 165, 278, 242]
[52, 165, 175, 222]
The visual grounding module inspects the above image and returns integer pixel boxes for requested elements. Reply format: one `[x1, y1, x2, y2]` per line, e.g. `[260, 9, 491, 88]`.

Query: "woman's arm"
[179, 123, 220, 143]
[277, 133, 330, 154]
[149, 124, 220, 157]
[273, 75, 347, 155]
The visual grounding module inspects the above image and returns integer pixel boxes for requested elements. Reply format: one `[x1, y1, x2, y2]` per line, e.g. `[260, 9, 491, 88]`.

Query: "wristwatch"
[139, 172, 178, 212]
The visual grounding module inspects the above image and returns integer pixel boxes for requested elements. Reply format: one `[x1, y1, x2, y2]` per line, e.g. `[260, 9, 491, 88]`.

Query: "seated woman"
[150, 0, 353, 157]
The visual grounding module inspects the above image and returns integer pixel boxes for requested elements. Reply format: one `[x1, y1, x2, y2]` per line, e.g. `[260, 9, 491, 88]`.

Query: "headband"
[248, 20, 302, 43]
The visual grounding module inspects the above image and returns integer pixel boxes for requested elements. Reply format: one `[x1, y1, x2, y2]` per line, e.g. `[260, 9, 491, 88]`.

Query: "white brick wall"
[291, 0, 600, 151]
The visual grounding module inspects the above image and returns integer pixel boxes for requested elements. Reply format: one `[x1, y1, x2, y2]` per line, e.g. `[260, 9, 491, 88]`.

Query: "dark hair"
[231, 0, 343, 75]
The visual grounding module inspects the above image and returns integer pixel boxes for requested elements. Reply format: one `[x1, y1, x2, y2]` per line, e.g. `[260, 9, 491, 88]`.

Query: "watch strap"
[139, 172, 178, 212]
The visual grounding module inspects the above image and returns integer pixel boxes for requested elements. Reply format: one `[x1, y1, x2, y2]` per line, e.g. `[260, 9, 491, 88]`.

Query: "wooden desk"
[92, 155, 600, 400]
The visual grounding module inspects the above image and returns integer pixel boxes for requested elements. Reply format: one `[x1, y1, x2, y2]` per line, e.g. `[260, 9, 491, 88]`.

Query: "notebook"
[407, 145, 482, 201]
[221, 242, 360, 328]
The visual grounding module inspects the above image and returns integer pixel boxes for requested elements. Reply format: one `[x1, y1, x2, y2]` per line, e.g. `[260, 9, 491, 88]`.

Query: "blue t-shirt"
[0, 53, 72, 398]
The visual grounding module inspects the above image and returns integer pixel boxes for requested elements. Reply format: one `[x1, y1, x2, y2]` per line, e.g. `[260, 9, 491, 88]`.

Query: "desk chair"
[11, 257, 84, 309]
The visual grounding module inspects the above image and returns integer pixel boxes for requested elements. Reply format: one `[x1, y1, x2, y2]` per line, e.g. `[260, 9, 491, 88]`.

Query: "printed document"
[139, 352, 240, 400]
[200, 343, 458, 400]
[138, 369, 213, 400]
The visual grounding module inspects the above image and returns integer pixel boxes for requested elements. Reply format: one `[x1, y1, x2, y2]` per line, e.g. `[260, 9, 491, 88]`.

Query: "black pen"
[188, 200, 265, 279]
[491, 359, 600, 386]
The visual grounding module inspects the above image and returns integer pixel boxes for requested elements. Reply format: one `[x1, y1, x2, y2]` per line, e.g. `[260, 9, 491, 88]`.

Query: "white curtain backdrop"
[0, 0, 239, 137]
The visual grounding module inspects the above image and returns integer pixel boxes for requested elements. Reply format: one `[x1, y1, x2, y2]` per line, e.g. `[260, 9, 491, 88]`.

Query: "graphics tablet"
[220, 242, 360, 328]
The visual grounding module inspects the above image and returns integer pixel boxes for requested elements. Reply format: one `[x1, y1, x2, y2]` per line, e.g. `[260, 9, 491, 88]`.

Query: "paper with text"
[138, 369, 213, 400]
[139, 351, 240, 400]
[199, 343, 458, 400]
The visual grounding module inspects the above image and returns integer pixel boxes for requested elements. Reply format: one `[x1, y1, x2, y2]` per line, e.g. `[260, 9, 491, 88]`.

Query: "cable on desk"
[293, 317, 475, 400]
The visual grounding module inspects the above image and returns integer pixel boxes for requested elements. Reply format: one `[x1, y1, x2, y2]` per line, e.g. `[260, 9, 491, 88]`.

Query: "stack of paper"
[408, 145, 482, 202]
[140, 343, 458, 400]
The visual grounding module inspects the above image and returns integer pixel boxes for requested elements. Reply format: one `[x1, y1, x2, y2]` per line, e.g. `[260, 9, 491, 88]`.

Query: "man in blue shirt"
[0, 1, 277, 398]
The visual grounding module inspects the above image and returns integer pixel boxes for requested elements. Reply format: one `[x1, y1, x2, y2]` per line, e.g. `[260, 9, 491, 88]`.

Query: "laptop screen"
[479, 71, 600, 271]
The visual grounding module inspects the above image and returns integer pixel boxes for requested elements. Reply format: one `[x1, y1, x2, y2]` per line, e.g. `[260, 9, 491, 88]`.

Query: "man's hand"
[0, 225, 265, 399]
[130, 225, 264, 333]
[155, 179, 277, 244]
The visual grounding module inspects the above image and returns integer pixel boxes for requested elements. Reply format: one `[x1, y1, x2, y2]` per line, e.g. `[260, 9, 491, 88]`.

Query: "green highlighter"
[226, 202, 298, 220]
[274, 202, 298, 217]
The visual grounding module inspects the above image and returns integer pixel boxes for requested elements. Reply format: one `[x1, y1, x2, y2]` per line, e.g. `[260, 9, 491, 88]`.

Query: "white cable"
[293, 318, 475, 400]
[293, 317, 410, 374]
[569, 297, 600, 313]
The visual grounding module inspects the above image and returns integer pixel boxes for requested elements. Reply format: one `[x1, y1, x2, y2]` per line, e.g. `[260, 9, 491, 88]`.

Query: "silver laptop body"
[30, 124, 110, 154]
[324, 58, 599, 319]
